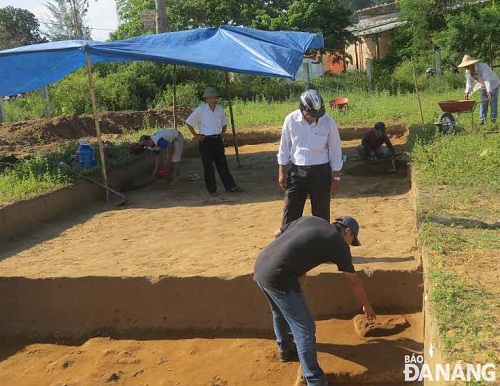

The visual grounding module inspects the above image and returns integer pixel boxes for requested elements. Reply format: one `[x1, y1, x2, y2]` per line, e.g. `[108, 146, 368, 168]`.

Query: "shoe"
[492, 119, 496, 124]
[279, 347, 299, 362]
[228, 186, 246, 193]
[209, 191, 219, 197]
[479, 121, 485, 125]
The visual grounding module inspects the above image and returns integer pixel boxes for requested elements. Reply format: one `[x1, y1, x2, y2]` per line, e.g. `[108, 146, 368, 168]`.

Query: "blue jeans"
[480, 87, 499, 123]
[356, 144, 392, 160]
[259, 285, 328, 386]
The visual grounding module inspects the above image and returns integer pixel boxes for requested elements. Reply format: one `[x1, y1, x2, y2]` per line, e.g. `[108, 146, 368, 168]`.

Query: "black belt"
[204, 134, 221, 138]
[294, 163, 329, 170]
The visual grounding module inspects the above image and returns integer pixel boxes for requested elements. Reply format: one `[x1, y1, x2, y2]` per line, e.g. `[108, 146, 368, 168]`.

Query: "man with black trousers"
[186, 86, 245, 197]
[278, 89, 343, 226]
[254, 215, 376, 386]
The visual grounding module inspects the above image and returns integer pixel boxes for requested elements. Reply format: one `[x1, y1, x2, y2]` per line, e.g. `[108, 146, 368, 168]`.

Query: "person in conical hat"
[458, 54, 500, 124]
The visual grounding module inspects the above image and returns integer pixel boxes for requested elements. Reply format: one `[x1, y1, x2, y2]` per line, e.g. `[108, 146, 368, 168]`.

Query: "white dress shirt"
[277, 109, 343, 172]
[185, 103, 228, 135]
[151, 129, 178, 145]
[465, 62, 500, 94]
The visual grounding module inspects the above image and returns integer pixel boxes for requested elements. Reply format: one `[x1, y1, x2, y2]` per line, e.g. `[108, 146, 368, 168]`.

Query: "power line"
[38, 20, 117, 32]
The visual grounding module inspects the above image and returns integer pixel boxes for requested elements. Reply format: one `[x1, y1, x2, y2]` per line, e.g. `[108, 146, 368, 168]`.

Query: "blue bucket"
[76, 141, 96, 168]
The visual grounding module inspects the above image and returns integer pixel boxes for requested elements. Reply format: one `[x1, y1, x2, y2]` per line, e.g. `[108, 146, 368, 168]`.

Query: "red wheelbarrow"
[435, 99, 478, 133]
[328, 97, 349, 110]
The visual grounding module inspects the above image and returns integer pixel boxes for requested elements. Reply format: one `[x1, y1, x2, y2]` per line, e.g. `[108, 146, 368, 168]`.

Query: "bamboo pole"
[224, 72, 240, 167]
[411, 58, 425, 124]
[85, 52, 109, 202]
[173, 65, 178, 130]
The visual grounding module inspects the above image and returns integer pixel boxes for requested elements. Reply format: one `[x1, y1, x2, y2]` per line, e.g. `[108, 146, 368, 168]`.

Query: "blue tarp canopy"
[0, 25, 324, 96]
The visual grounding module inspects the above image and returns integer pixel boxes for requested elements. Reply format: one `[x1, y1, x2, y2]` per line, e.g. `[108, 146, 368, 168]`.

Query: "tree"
[111, 0, 154, 40]
[255, 0, 354, 51]
[434, 2, 500, 66]
[43, 0, 91, 40]
[0, 6, 46, 50]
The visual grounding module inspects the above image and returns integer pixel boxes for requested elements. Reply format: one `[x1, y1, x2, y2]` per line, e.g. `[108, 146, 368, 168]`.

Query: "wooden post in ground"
[0, 98, 5, 123]
[85, 52, 110, 202]
[173, 65, 178, 130]
[224, 72, 241, 167]
[411, 58, 425, 124]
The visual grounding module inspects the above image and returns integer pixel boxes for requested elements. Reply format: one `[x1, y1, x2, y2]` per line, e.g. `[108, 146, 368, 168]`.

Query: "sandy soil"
[0, 138, 417, 278]
[0, 133, 424, 385]
[0, 314, 422, 386]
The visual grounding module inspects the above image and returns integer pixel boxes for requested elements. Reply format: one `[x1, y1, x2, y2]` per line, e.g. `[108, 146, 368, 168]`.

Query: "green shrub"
[49, 69, 93, 115]
[3, 92, 46, 122]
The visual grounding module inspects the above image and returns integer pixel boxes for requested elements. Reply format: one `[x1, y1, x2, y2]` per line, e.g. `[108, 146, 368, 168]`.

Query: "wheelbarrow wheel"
[436, 112, 456, 133]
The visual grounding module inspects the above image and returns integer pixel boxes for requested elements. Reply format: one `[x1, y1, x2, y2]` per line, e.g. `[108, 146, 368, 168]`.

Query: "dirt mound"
[0, 106, 192, 160]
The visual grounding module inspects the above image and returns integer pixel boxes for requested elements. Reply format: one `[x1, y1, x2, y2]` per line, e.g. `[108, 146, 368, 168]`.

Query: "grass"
[410, 124, 500, 368]
[0, 139, 139, 206]
[228, 89, 464, 129]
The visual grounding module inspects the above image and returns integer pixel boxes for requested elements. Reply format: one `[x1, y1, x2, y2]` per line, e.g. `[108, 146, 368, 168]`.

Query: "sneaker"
[228, 186, 246, 193]
[479, 121, 485, 125]
[279, 347, 299, 362]
[209, 191, 219, 197]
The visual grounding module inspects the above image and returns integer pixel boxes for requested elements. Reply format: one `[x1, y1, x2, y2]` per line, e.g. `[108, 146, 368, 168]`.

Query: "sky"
[0, 0, 119, 41]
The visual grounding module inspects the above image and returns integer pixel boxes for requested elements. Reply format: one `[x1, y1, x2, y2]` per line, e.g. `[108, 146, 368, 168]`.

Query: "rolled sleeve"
[277, 118, 292, 165]
[328, 120, 343, 171]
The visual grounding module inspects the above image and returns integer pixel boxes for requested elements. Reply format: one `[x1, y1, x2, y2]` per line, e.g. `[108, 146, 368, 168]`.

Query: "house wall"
[346, 32, 394, 70]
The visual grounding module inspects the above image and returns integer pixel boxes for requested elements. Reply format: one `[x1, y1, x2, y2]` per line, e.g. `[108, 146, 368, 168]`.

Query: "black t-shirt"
[254, 216, 355, 292]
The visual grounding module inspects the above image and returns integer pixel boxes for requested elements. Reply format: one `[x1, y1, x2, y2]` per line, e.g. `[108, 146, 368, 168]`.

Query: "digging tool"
[58, 162, 128, 206]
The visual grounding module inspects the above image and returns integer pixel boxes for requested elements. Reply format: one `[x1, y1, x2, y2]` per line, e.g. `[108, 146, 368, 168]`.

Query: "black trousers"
[198, 135, 236, 193]
[282, 163, 332, 226]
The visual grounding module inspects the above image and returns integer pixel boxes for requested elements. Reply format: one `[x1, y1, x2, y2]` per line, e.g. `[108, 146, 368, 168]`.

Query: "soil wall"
[0, 270, 422, 339]
[0, 156, 152, 243]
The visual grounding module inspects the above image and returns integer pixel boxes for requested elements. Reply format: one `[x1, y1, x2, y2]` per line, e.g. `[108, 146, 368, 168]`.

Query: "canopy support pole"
[224, 72, 240, 167]
[85, 52, 110, 202]
[0, 98, 5, 123]
[173, 65, 178, 130]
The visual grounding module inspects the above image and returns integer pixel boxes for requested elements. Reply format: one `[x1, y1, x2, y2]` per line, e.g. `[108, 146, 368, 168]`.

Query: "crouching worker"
[139, 128, 184, 182]
[253, 215, 376, 386]
[356, 122, 396, 161]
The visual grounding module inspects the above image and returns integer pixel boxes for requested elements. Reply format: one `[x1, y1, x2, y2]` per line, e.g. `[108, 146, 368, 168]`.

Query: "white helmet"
[299, 89, 325, 118]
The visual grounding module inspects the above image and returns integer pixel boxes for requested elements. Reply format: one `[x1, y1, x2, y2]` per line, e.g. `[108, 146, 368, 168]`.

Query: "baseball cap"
[335, 216, 361, 246]
[374, 122, 386, 133]
[138, 135, 149, 145]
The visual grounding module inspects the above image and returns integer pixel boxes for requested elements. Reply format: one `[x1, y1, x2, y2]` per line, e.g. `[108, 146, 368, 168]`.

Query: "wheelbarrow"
[434, 99, 478, 133]
[328, 97, 349, 110]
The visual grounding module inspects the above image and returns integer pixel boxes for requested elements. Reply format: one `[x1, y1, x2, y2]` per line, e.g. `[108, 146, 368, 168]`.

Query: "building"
[346, 1, 406, 70]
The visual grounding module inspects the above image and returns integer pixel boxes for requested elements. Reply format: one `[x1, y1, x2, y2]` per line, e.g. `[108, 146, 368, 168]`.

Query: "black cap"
[374, 122, 386, 133]
[335, 216, 361, 246]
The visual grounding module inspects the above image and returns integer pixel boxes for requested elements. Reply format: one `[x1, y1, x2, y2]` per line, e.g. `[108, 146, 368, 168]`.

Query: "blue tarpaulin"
[0, 26, 324, 96]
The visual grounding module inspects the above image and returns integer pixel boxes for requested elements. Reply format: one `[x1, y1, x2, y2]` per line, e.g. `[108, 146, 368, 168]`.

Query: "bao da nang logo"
[404, 354, 497, 382]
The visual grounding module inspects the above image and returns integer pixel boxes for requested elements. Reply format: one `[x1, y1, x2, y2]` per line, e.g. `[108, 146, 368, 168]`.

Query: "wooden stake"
[85, 52, 110, 202]
[224, 73, 241, 167]
[173, 65, 177, 130]
[411, 58, 425, 124]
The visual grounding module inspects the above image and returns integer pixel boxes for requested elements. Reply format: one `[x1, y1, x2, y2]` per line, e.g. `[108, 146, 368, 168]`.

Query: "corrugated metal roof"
[350, 20, 407, 37]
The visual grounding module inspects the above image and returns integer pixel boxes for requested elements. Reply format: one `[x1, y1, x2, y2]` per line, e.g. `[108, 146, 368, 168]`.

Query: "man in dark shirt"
[356, 121, 396, 161]
[254, 216, 376, 386]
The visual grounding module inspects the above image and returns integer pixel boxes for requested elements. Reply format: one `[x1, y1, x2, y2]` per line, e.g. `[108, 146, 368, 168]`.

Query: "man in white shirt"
[185, 87, 244, 197]
[458, 54, 500, 124]
[278, 89, 343, 226]
[139, 128, 184, 181]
